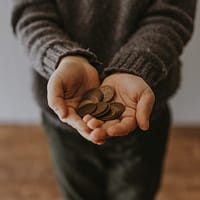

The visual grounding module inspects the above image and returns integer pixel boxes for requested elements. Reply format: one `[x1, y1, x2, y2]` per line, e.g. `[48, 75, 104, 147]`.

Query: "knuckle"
[145, 89, 155, 102]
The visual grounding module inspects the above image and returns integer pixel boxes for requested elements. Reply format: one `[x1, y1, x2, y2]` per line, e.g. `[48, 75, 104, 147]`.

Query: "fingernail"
[143, 122, 149, 131]
[96, 142, 105, 145]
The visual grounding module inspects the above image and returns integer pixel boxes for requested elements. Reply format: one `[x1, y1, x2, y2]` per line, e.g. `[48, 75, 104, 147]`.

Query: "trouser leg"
[41, 105, 170, 200]
[41, 114, 107, 200]
[106, 105, 171, 200]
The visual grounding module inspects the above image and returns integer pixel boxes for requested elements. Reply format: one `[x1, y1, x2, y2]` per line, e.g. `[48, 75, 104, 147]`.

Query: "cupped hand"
[85, 73, 155, 144]
[47, 56, 100, 141]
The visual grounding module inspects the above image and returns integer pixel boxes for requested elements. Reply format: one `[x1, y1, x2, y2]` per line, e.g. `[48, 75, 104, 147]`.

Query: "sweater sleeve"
[11, 0, 101, 80]
[104, 0, 196, 88]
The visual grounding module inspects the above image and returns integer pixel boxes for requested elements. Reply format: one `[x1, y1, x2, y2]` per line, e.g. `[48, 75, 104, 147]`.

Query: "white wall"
[0, 1, 200, 125]
[169, 2, 200, 125]
[0, 1, 40, 123]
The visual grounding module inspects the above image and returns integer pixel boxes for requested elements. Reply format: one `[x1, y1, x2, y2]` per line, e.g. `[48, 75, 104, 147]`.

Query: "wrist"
[57, 55, 99, 81]
[59, 55, 89, 66]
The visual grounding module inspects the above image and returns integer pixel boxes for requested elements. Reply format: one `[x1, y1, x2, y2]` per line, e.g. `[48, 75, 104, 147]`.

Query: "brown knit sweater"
[11, 0, 196, 128]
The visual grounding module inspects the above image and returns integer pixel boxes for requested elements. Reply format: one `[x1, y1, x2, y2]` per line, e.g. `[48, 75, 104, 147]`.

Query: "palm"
[106, 80, 137, 131]
[88, 73, 155, 144]
[61, 64, 99, 109]
[47, 56, 100, 140]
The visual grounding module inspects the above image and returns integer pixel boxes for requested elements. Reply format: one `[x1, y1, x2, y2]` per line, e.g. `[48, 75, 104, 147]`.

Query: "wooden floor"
[0, 125, 199, 200]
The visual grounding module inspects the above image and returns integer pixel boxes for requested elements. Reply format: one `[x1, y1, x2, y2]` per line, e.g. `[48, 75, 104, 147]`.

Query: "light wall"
[0, 1, 199, 125]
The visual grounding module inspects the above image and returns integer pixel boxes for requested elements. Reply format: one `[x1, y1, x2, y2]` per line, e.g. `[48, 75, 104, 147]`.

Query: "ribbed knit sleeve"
[11, 0, 101, 80]
[104, 0, 196, 88]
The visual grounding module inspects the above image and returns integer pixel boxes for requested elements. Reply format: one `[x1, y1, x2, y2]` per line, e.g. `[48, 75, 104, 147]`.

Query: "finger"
[61, 108, 92, 140]
[83, 115, 103, 130]
[83, 114, 93, 123]
[47, 75, 68, 119]
[136, 89, 155, 130]
[107, 117, 137, 136]
[96, 141, 106, 145]
[87, 117, 104, 130]
[90, 128, 107, 144]
[89, 119, 118, 143]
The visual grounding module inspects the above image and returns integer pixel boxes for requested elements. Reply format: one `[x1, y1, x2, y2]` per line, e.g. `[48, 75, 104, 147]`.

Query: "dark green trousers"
[42, 105, 170, 200]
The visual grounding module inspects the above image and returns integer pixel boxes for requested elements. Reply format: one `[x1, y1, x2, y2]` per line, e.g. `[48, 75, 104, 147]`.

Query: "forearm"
[11, 0, 101, 79]
[104, 0, 196, 88]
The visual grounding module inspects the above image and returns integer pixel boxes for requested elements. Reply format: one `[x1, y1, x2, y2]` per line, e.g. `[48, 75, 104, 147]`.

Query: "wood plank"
[156, 127, 200, 200]
[0, 125, 62, 200]
[0, 125, 199, 200]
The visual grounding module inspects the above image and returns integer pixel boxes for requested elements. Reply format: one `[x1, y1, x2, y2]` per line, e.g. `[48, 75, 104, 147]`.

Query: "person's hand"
[47, 56, 100, 141]
[84, 73, 155, 144]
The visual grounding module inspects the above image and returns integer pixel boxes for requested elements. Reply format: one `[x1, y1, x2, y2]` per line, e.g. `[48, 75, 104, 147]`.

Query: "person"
[11, 0, 196, 199]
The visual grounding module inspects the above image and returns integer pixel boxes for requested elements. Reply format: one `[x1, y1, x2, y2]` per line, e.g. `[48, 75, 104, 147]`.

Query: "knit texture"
[11, 0, 196, 127]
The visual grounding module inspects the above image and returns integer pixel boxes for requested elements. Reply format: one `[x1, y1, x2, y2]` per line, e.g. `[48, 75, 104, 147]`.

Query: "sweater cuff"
[104, 50, 168, 88]
[41, 43, 102, 78]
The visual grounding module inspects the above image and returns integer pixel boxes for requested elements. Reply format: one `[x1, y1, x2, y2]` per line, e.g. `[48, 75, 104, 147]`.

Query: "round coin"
[95, 103, 111, 118]
[85, 96, 101, 103]
[77, 103, 97, 117]
[100, 86, 115, 102]
[82, 88, 103, 102]
[98, 107, 115, 121]
[78, 99, 94, 108]
[99, 102, 125, 121]
[91, 102, 109, 117]
[110, 102, 125, 118]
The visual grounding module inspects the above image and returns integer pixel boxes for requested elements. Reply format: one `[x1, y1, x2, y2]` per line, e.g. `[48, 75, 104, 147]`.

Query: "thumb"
[47, 74, 68, 120]
[136, 89, 155, 130]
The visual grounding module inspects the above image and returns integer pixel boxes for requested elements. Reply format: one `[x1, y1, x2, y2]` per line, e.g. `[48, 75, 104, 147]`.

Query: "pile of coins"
[77, 86, 125, 121]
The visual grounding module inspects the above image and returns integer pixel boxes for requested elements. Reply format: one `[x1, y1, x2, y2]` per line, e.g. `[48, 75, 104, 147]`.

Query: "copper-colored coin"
[82, 88, 103, 102]
[99, 102, 125, 121]
[91, 102, 110, 117]
[77, 103, 97, 117]
[100, 86, 115, 102]
[98, 108, 114, 121]
[111, 102, 125, 118]
[95, 103, 111, 118]
[86, 96, 101, 103]
[78, 99, 94, 108]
